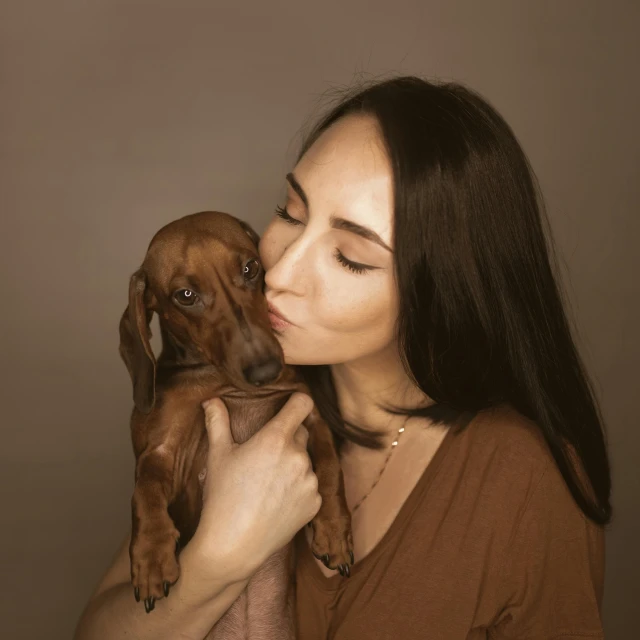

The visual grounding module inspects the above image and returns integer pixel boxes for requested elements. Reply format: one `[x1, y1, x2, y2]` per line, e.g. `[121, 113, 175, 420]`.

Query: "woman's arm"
[73, 532, 250, 640]
[74, 393, 321, 640]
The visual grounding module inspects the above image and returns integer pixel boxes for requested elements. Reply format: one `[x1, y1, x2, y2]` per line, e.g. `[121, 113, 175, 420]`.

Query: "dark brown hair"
[294, 75, 612, 526]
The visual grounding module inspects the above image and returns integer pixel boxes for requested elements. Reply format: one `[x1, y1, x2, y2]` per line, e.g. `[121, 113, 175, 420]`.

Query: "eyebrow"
[285, 172, 392, 252]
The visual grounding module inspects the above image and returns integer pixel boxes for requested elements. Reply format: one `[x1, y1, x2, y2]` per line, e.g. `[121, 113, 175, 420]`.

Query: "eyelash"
[274, 205, 372, 275]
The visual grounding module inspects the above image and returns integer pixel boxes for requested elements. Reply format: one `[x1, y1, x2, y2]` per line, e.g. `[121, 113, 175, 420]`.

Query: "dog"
[118, 211, 354, 638]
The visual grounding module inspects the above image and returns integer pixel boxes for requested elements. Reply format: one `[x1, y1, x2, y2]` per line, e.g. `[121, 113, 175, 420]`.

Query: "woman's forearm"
[74, 544, 249, 640]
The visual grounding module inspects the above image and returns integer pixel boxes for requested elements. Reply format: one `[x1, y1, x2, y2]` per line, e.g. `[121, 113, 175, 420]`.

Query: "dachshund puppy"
[118, 211, 353, 638]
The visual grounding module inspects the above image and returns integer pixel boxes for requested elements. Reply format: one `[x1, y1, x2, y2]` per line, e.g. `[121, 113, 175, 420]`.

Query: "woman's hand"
[189, 392, 322, 585]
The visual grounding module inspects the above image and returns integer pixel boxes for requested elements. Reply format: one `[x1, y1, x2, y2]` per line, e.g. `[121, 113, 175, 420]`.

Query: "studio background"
[1, 1, 637, 638]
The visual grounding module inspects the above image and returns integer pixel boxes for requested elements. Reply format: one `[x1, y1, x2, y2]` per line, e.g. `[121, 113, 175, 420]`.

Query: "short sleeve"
[490, 458, 606, 640]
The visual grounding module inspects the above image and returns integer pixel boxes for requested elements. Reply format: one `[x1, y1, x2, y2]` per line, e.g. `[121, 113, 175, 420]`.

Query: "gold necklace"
[351, 415, 411, 513]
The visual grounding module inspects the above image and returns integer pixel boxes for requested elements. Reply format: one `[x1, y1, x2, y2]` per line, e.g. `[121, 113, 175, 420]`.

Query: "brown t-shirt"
[295, 406, 605, 639]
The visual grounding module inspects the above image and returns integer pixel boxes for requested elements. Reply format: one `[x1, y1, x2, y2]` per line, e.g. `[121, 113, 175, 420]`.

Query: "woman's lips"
[268, 311, 292, 330]
[267, 302, 294, 330]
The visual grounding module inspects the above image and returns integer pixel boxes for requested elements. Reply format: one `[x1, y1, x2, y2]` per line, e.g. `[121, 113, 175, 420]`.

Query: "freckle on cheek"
[324, 291, 386, 331]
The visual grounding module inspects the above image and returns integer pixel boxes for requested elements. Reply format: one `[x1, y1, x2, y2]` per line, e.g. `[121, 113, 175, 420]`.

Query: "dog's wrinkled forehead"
[142, 211, 257, 290]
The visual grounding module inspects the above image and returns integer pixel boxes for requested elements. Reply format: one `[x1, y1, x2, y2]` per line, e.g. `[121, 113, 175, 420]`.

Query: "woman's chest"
[308, 426, 449, 579]
[296, 528, 502, 640]
[296, 422, 518, 640]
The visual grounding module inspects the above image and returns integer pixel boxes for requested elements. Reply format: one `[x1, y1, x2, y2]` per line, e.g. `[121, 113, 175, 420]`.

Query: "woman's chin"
[281, 348, 325, 368]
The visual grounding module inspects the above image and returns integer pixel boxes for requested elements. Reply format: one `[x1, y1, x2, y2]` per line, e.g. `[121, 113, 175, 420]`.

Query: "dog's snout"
[242, 357, 283, 386]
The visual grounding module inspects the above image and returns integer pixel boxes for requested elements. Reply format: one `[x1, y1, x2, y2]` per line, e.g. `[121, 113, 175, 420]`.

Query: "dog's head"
[118, 211, 284, 413]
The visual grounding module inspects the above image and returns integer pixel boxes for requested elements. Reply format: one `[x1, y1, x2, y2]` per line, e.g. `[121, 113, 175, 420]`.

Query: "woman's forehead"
[299, 114, 386, 173]
[292, 115, 394, 237]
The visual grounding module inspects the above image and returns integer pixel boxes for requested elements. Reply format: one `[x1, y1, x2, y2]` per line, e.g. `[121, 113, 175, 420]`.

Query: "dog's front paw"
[130, 523, 181, 612]
[309, 505, 354, 577]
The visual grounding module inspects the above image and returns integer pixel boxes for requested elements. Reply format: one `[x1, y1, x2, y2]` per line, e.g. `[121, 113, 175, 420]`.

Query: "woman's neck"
[330, 344, 432, 435]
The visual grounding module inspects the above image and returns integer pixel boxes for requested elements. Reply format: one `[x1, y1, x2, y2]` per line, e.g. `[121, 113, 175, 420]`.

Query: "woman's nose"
[263, 238, 308, 296]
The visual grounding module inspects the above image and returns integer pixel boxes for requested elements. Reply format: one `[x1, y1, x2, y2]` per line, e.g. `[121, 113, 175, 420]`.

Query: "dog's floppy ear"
[238, 219, 261, 249]
[118, 269, 156, 413]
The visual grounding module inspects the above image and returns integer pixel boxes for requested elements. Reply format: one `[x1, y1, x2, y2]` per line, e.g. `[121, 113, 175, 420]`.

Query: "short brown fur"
[118, 211, 353, 638]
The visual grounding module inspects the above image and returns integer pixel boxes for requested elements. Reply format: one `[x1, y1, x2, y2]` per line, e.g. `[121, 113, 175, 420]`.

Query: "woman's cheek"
[316, 280, 393, 333]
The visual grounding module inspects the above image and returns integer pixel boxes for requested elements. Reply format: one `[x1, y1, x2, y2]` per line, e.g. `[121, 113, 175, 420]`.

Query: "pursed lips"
[266, 301, 295, 326]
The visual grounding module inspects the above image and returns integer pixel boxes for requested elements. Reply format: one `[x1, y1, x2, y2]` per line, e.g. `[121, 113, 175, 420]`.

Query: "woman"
[74, 76, 610, 639]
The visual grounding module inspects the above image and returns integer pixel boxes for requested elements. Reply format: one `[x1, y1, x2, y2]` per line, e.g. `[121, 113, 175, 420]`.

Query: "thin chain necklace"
[351, 415, 411, 513]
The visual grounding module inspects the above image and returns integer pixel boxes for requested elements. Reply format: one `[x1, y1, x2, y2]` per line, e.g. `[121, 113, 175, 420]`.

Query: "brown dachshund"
[118, 211, 353, 638]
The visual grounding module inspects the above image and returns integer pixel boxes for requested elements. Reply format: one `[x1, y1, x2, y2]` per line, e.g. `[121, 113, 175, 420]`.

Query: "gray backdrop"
[1, 1, 637, 638]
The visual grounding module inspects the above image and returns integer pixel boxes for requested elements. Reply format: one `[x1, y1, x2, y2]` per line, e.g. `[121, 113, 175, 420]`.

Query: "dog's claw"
[313, 548, 353, 577]
[312, 550, 332, 569]
[349, 550, 355, 565]
[163, 581, 170, 597]
[134, 587, 140, 602]
[144, 596, 155, 613]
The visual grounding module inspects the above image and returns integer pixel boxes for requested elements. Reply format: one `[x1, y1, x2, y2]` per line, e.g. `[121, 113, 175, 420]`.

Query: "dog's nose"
[242, 357, 283, 386]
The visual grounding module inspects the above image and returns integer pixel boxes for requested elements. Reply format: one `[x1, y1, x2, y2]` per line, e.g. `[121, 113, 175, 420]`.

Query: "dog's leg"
[245, 544, 296, 640]
[305, 407, 354, 576]
[206, 590, 248, 640]
[205, 548, 294, 640]
[130, 443, 181, 611]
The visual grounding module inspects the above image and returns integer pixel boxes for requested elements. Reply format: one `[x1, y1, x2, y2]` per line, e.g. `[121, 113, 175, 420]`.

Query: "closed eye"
[275, 205, 302, 226]
[274, 205, 377, 275]
[333, 249, 373, 274]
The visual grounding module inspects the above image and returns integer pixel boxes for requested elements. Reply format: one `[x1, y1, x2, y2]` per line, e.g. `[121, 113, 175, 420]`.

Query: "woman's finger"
[267, 392, 314, 439]
[201, 398, 234, 455]
[293, 424, 310, 449]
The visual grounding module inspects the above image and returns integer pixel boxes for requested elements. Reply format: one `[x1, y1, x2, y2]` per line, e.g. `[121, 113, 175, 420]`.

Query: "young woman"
[75, 76, 610, 640]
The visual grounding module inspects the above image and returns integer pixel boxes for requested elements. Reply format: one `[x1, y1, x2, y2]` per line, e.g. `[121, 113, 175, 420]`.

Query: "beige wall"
[1, 1, 637, 638]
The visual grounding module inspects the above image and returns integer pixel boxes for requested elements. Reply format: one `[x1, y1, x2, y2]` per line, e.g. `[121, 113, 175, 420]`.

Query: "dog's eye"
[174, 289, 199, 306]
[243, 259, 260, 280]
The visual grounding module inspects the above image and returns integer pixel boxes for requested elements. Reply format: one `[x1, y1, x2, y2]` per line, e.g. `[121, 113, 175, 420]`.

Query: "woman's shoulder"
[467, 407, 607, 638]
[454, 403, 592, 523]
[460, 403, 555, 475]
[472, 402, 548, 450]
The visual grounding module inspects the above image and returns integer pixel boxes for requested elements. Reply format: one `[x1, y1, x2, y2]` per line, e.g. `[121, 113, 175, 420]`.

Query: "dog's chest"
[226, 395, 287, 444]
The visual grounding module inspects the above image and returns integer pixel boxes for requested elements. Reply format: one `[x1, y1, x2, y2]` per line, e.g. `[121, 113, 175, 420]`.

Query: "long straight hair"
[294, 75, 612, 526]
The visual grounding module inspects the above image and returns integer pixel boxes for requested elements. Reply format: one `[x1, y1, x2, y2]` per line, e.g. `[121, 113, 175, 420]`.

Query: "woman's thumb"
[202, 397, 234, 453]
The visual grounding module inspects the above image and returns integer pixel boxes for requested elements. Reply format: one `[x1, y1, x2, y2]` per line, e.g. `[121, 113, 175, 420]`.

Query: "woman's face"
[259, 114, 399, 366]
